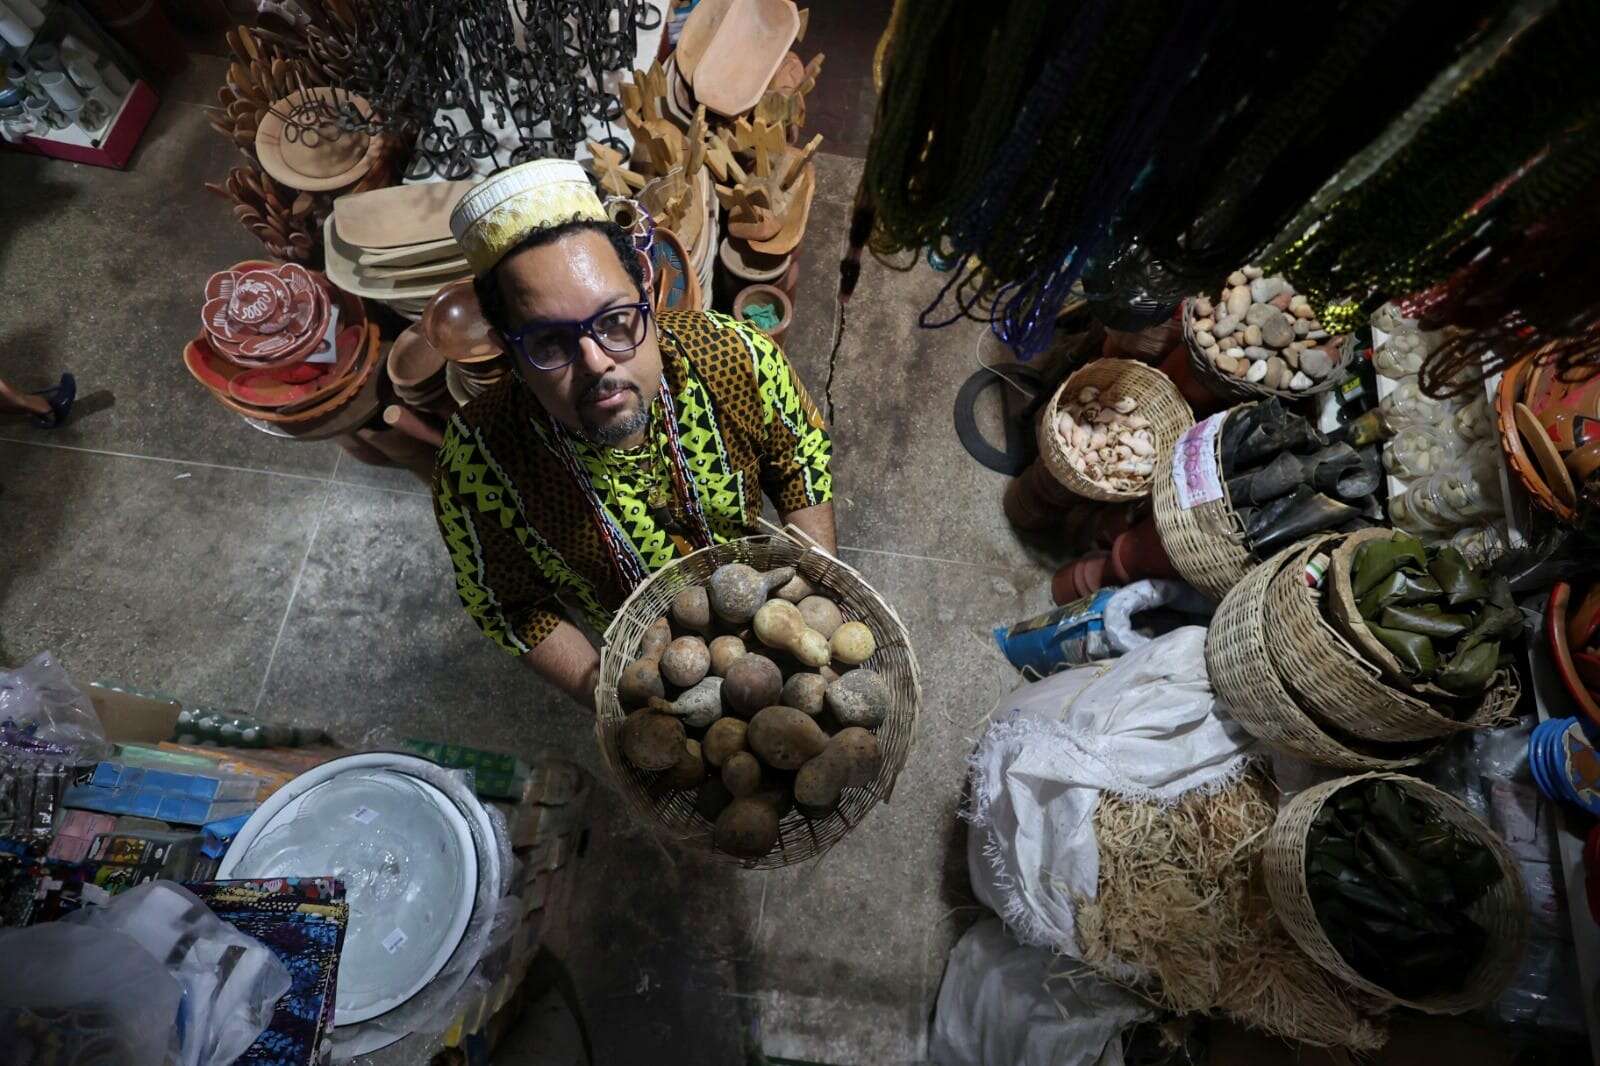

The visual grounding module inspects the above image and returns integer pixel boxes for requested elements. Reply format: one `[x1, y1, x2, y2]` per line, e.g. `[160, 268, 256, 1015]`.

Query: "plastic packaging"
[1378, 378, 1450, 431]
[0, 922, 183, 1066]
[1382, 427, 1449, 478]
[63, 882, 290, 1066]
[0, 652, 109, 761]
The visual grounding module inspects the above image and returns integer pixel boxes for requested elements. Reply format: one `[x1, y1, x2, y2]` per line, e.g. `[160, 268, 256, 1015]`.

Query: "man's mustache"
[580, 375, 640, 405]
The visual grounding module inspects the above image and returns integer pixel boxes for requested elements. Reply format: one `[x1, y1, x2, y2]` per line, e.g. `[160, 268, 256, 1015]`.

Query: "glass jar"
[1380, 378, 1451, 430]
[1383, 428, 1449, 478]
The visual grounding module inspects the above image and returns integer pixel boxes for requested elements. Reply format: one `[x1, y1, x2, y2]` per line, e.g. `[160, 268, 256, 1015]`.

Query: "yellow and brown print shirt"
[432, 310, 832, 654]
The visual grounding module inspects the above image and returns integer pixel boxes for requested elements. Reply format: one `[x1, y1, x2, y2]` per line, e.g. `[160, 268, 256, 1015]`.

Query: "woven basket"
[1037, 358, 1194, 502]
[594, 525, 922, 869]
[1264, 772, 1529, 1013]
[1205, 547, 1440, 769]
[1181, 296, 1351, 403]
[1151, 404, 1256, 601]
[1264, 534, 1521, 742]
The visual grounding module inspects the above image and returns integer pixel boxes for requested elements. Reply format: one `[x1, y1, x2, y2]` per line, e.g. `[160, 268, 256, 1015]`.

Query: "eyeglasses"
[504, 301, 652, 371]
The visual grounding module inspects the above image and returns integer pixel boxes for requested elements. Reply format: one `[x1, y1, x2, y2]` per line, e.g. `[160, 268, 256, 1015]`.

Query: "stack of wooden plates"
[386, 326, 450, 411]
[325, 180, 478, 320]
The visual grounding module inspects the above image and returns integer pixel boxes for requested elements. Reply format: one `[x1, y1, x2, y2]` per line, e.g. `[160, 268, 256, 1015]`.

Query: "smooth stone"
[1265, 355, 1288, 389]
[1201, 342, 1220, 361]
[1245, 359, 1268, 383]
[1289, 293, 1309, 310]
[1261, 312, 1295, 348]
[1289, 371, 1314, 391]
[1293, 303, 1315, 320]
[1242, 323, 1262, 346]
[1227, 271, 1246, 287]
[1214, 315, 1239, 338]
[1193, 329, 1215, 348]
[1194, 297, 1214, 318]
[1307, 329, 1329, 340]
[1226, 287, 1250, 318]
[1194, 317, 1214, 332]
[1293, 318, 1310, 336]
[1243, 345, 1272, 361]
[1223, 346, 1245, 361]
[1242, 265, 1263, 280]
[1249, 276, 1287, 303]
[1283, 347, 1300, 370]
[1299, 348, 1333, 377]
[1244, 302, 1276, 327]
[1269, 291, 1293, 310]
[1214, 354, 1243, 376]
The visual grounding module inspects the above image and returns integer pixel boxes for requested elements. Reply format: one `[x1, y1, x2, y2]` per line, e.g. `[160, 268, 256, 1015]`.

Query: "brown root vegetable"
[639, 616, 672, 660]
[747, 705, 829, 769]
[753, 599, 831, 668]
[830, 621, 877, 666]
[797, 595, 844, 638]
[775, 573, 817, 603]
[819, 664, 842, 684]
[827, 727, 881, 786]
[647, 676, 723, 728]
[619, 709, 686, 771]
[826, 668, 889, 728]
[723, 653, 783, 717]
[702, 717, 748, 767]
[708, 563, 796, 623]
[714, 797, 780, 858]
[721, 750, 763, 797]
[666, 739, 707, 789]
[671, 585, 714, 634]
[750, 782, 794, 817]
[708, 634, 748, 677]
[794, 750, 849, 811]
[695, 778, 733, 821]
[660, 635, 711, 688]
[617, 657, 665, 707]
[781, 672, 827, 717]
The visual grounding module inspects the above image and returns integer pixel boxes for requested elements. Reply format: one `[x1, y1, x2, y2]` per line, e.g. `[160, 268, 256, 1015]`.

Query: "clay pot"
[1109, 515, 1180, 584]
[1159, 343, 1226, 416]
[1052, 551, 1112, 604]
[1004, 459, 1089, 531]
[733, 283, 793, 345]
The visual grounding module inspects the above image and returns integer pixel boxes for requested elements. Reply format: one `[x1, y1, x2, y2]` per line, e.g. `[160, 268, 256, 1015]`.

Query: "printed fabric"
[432, 309, 832, 653]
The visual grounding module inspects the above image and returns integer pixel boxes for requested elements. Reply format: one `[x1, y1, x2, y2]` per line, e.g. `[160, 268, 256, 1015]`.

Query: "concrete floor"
[0, 52, 1062, 1066]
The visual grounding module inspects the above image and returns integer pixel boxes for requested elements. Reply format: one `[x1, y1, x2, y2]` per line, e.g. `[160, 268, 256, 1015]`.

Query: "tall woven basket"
[1264, 773, 1528, 1013]
[1151, 404, 1256, 600]
[1205, 546, 1441, 769]
[594, 525, 922, 869]
[1263, 534, 1521, 742]
[1037, 357, 1194, 502]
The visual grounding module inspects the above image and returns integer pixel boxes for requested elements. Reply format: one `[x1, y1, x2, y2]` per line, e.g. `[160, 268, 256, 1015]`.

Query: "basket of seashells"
[1038, 357, 1195, 502]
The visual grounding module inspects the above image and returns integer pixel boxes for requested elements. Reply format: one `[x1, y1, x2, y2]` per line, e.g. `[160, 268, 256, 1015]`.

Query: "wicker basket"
[1151, 404, 1256, 601]
[1264, 772, 1529, 1013]
[1205, 547, 1441, 769]
[1181, 296, 1351, 403]
[1263, 534, 1521, 742]
[594, 525, 922, 869]
[1037, 358, 1194, 502]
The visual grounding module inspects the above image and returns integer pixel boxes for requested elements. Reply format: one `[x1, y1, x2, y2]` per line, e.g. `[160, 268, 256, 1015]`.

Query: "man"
[434, 160, 835, 711]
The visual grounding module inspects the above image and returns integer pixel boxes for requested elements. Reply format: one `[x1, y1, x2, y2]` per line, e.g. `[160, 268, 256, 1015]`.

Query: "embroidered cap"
[449, 159, 608, 275]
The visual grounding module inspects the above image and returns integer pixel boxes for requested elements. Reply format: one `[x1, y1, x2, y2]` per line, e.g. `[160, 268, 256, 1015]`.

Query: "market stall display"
[1038, 358, 1193, 502]
[596, 526, 920, 867]
[1181, 266, 1349, 400]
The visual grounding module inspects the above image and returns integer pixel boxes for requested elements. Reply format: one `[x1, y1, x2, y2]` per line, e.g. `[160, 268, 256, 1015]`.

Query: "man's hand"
[521, 621, 603, 713]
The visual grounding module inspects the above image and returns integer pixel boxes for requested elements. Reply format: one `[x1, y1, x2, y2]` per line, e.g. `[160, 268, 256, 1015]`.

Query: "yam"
[660, 636, 710, 688]
[666, 738, 707, 789]
[794, 751, 848, 811]
[671, 585, 714, 634]
[828, 727, 880, 787]
[702, 717, 748, 767]
[714, 797, 780, 858]
[723, 653, 783, 717]
[619, 709, 686, 771]
[721, 751, 762, 797]
[826, 668, 889, 728]
[708, 634, 748, 677]
[797, 595, 844, 638]
[747, 705, 829, 769]
[781, 672, 827, 717]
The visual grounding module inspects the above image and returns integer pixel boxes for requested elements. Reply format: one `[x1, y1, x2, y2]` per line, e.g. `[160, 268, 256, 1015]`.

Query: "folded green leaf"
[1367, 621, 1438, 677]
[1437, 641, 1499, 695]
[1427, 546, 1489, 606]
[1352, 535, 1427, 598]
[1380, 604, 1471, 639]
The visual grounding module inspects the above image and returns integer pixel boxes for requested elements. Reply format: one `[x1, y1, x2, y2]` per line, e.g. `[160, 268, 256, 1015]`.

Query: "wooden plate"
[255, 88, 379, 193]
[691, 0, 800, 117]
[332, 179, 477, 249]
[675, 0, 736, 81]
[358, 236, 463, 267]
[1516, 401, 1577, 508]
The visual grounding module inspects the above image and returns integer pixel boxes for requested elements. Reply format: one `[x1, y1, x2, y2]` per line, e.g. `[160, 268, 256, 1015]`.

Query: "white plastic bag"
[966, 627, 1254, 954]
[930, 917, 1150, 1066]
[65, 881, 291, 1066]
[0, 652, 108, 761]
[0, 922, 182, 1066]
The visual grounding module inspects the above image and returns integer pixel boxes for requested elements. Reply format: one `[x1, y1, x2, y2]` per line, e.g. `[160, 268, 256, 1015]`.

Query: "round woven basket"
[1205, 547, 1440, 769]
[1181, 296, 1351, 403]
[1037, 357, 1194, 503]
[1151, 405, 1256, 601]
[1263, 534, 1522, 742]
[1264, 772, 1529, 1013]
[594, 526, 922, 869]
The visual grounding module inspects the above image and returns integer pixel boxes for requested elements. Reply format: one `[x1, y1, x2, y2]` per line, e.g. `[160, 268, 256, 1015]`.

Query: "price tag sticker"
[1172, 412, 1228, 510]
[350, 805, 379, 825]
[382, 928, 408, 954]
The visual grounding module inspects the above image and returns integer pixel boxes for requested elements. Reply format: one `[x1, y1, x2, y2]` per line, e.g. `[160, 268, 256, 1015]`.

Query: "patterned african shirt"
[432, 309, 832, 654]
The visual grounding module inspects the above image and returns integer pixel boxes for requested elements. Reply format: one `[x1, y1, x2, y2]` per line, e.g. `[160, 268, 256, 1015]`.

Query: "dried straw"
[1068, 770, 1387, 1051]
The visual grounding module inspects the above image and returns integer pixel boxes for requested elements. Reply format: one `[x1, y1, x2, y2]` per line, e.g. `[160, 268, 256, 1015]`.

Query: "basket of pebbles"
[595, 525, 921, 868]
[1183, 265, 1350, 402]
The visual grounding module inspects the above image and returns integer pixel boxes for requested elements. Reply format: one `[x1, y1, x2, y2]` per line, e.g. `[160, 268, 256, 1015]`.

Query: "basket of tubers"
[595, 524, 921, 868]
[1038, 358, 1194, 502]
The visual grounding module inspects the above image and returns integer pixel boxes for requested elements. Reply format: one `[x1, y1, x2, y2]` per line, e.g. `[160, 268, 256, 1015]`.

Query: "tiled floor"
[0, 36, 1054, 1066]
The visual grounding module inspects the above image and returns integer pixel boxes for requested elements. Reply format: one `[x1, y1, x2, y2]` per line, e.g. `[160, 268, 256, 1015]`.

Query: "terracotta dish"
[1515, 401, 1577, 509]
[201, 261, 329, 369]
[423, 279, 507, 363]
[690, 0, 800, 117]
[254, 88, 379, 193]
[333, 179, 477, 249]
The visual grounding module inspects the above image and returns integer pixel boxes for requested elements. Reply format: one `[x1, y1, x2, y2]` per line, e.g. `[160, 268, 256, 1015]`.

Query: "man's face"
[494, 229, 660, 447]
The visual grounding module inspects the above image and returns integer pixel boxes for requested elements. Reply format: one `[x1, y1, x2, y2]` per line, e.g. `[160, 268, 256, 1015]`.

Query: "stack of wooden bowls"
[386, 326, 450, 413]
[422, 278, 512, 407]
[324, 180, 478, 321]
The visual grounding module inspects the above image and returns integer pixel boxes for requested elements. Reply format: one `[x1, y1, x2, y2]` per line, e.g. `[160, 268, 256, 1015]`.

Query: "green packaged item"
[1378, 604, 1470, 640]
[1426, 547, 1489, 606]
[1366, 622, 1437, 678]
[402, 739, 529, 800]
[1351, 534, 1427, 598]
[1435, 642, 1501, 695]
[1356, 570, 1444, 618]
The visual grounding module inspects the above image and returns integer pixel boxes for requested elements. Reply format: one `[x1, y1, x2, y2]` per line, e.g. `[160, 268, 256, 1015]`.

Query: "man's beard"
[578, 375, 648, 446]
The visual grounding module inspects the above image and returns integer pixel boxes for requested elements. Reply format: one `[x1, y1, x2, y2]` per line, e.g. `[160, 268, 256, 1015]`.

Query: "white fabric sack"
[929, 916, 1151, 1066]
[966, 626, 1254, 954]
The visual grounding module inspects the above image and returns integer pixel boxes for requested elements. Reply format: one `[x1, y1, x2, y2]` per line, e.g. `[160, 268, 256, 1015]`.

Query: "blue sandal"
[33, 373, 75, 428]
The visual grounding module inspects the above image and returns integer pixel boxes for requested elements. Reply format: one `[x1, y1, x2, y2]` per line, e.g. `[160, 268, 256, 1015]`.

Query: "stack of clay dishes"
[386, 326, 449, 411]
[424, 279, 511, 407]
[184, 259, 380, 433]
[325, 179, 478, 320]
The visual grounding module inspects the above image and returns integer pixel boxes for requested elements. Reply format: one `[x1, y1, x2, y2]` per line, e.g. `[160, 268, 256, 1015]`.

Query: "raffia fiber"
[1070, 770, 1386, 1051]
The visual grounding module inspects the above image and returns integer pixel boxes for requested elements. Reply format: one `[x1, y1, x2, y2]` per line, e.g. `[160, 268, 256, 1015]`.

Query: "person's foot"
[33, 373, 75, 428]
